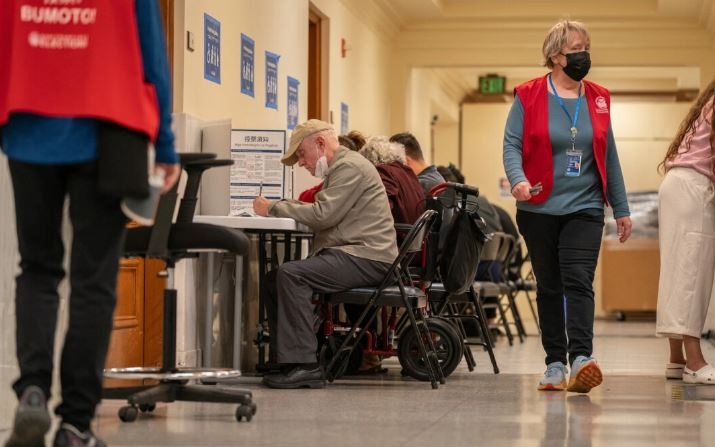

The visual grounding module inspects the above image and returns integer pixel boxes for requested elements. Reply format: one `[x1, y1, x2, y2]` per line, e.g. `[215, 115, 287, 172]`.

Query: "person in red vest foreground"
[253, 119, 397, 389]
[502, 20, 631, 393]
[0, 1, 179, 446]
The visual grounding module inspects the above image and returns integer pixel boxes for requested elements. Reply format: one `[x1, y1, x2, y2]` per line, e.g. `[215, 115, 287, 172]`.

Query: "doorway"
[308, 6, 327, 121]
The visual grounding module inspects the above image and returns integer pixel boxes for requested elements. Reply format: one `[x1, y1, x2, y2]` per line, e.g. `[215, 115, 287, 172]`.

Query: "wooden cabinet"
[601, 239, 660, 313]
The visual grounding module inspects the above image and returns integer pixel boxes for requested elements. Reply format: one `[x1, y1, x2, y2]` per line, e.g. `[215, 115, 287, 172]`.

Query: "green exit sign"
[479, 75, 506, 94]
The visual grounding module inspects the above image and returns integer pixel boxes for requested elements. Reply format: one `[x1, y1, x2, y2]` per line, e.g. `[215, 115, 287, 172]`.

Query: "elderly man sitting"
[253, 119, 398, 389]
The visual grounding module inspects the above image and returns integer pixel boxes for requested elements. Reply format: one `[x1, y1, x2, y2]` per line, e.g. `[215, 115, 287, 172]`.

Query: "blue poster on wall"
[341, 102, 349, 135]
[287, 76, 300, 130]
[203, 14, 220, 84]
[241, 34, 255, 97]
[265, 51, 280, 109]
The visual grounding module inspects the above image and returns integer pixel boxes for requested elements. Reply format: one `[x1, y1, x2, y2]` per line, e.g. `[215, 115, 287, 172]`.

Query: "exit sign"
[479, 75, 506, 94]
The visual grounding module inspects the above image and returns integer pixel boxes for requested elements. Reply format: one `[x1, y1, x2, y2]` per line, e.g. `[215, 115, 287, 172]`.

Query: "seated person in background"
[297, 133, 360, 203]
[253, 119, 397, 389]
[345, 130, 367, 151]
[339, 134, 359, 152]
[492, 203, 525, 281]
[453, 160, 524, 281]
[436, 164, 502, 236]
[390, 132, 444, 196]
[360, 136, 426, 225]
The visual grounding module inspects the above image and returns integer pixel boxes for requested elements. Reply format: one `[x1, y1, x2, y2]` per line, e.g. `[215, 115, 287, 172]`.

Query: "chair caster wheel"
[235, 402, 257, 422]
[118, 405, 138, 422]
[139, 403, 156, 413]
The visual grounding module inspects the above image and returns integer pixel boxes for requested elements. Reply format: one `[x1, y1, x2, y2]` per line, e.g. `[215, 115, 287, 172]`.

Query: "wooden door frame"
[143, 0, 174, 368]
[158, 0, 174, 74]
[308, 10, 322, 120]
[308, 7, 328, 121]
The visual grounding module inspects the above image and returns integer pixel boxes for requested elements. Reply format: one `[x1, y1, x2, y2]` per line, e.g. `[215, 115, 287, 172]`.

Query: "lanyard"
[548, 74, 581, 145]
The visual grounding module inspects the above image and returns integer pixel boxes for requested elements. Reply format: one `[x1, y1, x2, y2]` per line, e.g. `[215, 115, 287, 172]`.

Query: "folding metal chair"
[319, 210, 460, 389]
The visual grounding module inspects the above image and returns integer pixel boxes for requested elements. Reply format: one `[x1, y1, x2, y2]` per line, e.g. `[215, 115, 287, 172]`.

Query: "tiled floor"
[2, 320, 715, 447]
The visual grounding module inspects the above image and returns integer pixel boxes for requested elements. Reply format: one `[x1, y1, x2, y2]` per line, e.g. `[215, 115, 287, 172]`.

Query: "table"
[193, 215, 312, 371]
[194, 215, 310, 232]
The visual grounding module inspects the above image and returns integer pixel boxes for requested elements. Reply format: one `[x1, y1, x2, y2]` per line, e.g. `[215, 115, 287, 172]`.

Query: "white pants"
[656, 167, 715, 339]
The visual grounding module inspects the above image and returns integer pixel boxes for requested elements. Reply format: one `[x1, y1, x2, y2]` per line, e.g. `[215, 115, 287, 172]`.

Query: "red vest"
[515, 75, 611, 204]
[0, 0, 159, 140]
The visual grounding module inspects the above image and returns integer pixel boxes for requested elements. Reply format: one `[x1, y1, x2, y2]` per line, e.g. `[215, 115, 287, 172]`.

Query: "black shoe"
[262, 366, 325, 389]
[259, 362, 300, 377]
[4, 385, 51, 447]
[53, 423, 106, 447]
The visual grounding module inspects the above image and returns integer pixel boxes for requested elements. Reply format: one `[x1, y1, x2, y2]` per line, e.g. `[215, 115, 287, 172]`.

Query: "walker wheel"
[398, 318, 463, 382]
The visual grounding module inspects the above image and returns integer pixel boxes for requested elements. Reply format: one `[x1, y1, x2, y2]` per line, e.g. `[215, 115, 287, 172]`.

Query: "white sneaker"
[683, 365, 715, 384]
[567, 355, 603, 393]
[537, 362, 568, 391]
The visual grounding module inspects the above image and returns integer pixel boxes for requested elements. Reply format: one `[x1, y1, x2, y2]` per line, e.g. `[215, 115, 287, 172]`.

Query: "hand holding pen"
[253, 182, 270, 216]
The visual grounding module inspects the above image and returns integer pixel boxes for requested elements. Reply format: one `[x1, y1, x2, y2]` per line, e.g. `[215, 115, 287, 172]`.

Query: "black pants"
[516, 208, 604, 367]
[9, 160, 127, 430]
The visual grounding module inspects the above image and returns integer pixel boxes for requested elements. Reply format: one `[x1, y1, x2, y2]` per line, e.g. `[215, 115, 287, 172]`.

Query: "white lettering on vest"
[43, 0, 84, 5]
[28, 31, 89, 49]
[20, 6, 97, 25]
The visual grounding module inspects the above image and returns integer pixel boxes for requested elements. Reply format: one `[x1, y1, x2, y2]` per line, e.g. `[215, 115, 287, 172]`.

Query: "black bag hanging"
[96, 120, 150, 199]
[439, 207, 487, 295]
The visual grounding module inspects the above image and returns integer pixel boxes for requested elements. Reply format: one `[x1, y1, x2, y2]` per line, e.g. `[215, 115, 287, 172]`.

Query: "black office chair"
[103, 153, 256, 423]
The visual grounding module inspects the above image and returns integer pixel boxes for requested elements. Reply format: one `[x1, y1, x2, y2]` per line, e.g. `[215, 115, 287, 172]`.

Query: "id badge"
[565, 149, 583, 177]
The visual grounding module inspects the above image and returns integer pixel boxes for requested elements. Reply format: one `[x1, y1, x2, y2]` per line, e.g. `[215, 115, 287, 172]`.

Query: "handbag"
[96, 120, 150, 199]
[439, 209, 486, 294]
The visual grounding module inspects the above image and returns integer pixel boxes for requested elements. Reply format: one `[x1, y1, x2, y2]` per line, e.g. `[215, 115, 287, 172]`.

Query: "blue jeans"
[516, 208, 604, 366]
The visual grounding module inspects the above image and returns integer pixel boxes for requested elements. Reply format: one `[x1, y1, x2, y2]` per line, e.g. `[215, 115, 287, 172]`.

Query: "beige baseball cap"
[281, 119, 333, 166]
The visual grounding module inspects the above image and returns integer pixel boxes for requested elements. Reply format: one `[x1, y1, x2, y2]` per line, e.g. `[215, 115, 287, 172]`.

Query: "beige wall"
[174, 0, 394, 196]
[405, 69, 461, 164]
[433, 122, 460, 168]
[177, 0, 308, 126]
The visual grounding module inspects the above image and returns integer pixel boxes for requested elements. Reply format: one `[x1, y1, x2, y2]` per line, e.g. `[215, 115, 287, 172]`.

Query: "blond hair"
[542, 20, 590, 69]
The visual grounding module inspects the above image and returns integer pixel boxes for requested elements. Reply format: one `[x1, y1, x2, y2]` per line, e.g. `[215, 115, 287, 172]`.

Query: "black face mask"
[561, 51, 591, 81]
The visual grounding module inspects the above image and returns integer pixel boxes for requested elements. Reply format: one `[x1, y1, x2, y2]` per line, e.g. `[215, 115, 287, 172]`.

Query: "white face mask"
[314, 145, 329, 178]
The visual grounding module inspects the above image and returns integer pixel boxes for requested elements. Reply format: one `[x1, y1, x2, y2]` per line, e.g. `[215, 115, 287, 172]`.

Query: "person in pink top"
[656, 78, 715, 384]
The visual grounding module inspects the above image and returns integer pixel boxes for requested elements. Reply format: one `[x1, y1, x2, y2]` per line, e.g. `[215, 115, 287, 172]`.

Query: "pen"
[259, 182, 263, 196]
